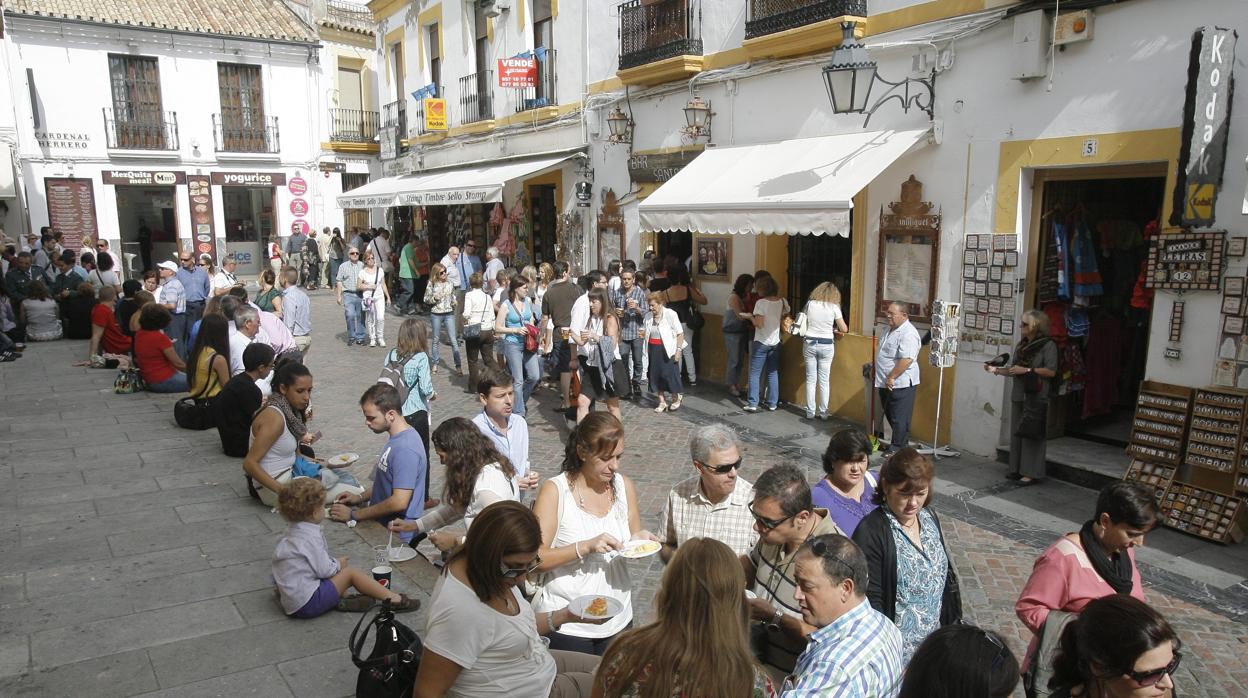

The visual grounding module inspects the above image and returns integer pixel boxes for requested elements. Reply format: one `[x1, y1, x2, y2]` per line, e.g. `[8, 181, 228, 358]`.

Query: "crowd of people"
[0, 230, 1186, 698]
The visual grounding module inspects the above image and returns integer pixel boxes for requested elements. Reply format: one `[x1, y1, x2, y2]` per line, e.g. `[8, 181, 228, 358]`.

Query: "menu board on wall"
[44, 177, 98, 251]
[876, 175, 940, 323]
[186, 175, 217, 261]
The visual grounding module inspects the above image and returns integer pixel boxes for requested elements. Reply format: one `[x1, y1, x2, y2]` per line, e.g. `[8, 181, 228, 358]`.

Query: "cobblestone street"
[1, 291, 1246, 696]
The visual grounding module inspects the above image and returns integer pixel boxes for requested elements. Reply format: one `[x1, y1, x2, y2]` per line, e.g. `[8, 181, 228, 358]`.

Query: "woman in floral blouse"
[592, 537, 776, 698]
[424, 262, 462, 374]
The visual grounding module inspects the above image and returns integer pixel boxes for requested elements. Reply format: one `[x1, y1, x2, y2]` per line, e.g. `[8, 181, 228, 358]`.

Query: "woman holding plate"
[532, 413, 659, 655]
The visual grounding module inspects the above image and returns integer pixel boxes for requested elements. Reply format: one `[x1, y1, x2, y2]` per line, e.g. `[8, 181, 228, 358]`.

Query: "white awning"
[337, 154, 575, 209]
[0, 144, 15, 198]
[639, 128, 930, 237]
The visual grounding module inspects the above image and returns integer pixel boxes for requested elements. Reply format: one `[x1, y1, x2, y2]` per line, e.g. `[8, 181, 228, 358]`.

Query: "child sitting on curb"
[272, 478, 421, 617]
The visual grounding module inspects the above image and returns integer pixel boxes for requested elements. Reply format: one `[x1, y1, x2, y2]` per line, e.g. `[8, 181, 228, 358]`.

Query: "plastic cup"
[373, 545, 389, 568]
[372, 565, 392, 589]
[560, 327, 571, 341]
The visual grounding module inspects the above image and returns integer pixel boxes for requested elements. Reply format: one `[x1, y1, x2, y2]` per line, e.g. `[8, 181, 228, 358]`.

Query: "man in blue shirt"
[329, 384, 427, 545]
[471, 369, 538, 496]
[279, 267, 312, 356]
[176, 250, 211, 331]
[783, 534, 903, 697]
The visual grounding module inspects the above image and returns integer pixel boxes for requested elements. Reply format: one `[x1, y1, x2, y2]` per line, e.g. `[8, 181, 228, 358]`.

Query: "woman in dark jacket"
[984, 308, 1059, 484]
[851, 447, 961, 663]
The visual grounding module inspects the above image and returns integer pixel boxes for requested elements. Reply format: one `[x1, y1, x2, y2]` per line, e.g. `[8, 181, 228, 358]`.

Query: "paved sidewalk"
[1, 292, 1245, 696]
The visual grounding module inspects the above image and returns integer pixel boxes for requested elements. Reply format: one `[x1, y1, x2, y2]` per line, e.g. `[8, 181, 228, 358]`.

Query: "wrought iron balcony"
[618, 0, 702, 71]
[213, 109, 280, 153]
[102, 107, 179, 150]
[328, 108, 380, 143]
[380, 100, 407, 158]
[411, 85, 444, 136]
[324, 0, 375, 32]
[459, 71, 495, 125]
[515, 49, 557, 113]
[745, 0, 866, 39]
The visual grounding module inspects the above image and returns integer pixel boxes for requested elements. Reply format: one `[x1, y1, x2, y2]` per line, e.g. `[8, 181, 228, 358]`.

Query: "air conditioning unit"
[480, 0, 508, 18]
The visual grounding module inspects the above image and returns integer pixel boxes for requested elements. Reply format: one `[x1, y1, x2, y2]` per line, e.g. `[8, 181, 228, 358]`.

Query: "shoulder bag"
[114, 343, 146, 394]
[175, 355, 221, 430]
[349, 602, 423, 698]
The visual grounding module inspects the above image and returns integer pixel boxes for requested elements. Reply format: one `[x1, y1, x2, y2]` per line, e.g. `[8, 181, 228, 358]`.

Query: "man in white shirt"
[660, 424, 757, 562]
[874, 302, 921, 455]
[483, 246, 505, 294]
[213, 255, 243, 297]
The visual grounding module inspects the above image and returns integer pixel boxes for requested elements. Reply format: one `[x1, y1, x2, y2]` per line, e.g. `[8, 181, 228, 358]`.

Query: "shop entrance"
[221, 186, 273, 276]
[654, 230, 692, 272]
[342, 173, 370, 235]
[529, 184, 557, 265]
[787, 232, 853, 326]
[1030, 170, 1166, 446]
[115, 185, 177, 275]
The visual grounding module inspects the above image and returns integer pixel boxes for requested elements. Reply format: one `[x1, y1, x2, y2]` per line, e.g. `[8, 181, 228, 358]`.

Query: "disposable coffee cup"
[372, 565, 393, 588]
[373, 545, 389, 568]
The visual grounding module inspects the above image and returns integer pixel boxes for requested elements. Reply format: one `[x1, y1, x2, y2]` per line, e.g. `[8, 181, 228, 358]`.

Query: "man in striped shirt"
[783, 534, 903, 698]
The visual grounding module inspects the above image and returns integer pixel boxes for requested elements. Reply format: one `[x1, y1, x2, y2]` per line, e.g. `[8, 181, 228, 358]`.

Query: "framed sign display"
[596, 189, 624, 271]
[876, 175, 940, 323]
[1145, 231, 1226, 290]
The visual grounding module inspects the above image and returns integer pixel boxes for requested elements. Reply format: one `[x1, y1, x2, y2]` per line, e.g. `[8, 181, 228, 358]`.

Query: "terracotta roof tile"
[8, 0, 319, 43]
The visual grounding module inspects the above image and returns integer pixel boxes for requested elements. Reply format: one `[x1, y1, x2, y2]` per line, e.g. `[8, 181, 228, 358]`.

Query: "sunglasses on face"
[1127, 651, 1181, 687]
[499, 557, 541, 579]
[698, 458, 742, 475]
[96, 244, 106, 249]
[748, 503, 795, 531]
[349, 252, 359, 256]
[180, 258, 192, 262]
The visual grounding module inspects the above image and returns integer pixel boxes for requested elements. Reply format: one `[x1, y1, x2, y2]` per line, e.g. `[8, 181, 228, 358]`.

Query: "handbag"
[688, 303, 705, 331]
[174, 357, 221, 430]
[511, 300, 539, 351]
[350, 602, 423, 698]
[1014, 399, 1048, 440]
[114, 345, 145, 394]
[791, 304, 809, 337]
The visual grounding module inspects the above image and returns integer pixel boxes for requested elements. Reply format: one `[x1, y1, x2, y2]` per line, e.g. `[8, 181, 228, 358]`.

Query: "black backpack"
[349, 602, 423, 698]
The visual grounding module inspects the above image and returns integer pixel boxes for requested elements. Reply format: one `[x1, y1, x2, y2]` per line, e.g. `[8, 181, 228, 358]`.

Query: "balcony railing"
[328, 108, 380, 143]
[411, 85, 444, 136]
[618, 0, 702, 71]
[324, 0, 375, 32]
[381, 99, 407, 157]
[102, 107, 179, 150]
[515, 49, 557, 113]
[459, 71, 495, 125]
[745, 0, 866, 39]
[213, 109, 280, 153]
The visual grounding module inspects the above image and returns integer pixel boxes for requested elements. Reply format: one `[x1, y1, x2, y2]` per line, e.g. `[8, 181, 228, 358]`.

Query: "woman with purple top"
[811, 429, 878, 537]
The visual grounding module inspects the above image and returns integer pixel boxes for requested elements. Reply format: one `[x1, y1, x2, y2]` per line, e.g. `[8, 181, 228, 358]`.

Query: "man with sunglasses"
[742, 464, 844, 678]
[659, 424, 757, 563]
[783, 534, 903, 697]
[175, 250, 210, 331]
[335, 247, 367, 346]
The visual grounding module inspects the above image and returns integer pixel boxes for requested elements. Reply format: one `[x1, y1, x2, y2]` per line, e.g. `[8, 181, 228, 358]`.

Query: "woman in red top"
[134, 303, 188, 393]
[88, 286, 132, 360]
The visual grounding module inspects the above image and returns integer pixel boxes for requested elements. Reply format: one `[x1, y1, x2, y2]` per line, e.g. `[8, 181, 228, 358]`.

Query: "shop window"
[217, 63, 269, 152]
[787, 233, 852, 325]
[107, 54, 169, 149]
[342, 173, 370, 236]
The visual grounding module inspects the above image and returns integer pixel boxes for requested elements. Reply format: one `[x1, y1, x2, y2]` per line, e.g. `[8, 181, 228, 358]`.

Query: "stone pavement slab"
[2, 291, 1246, 696]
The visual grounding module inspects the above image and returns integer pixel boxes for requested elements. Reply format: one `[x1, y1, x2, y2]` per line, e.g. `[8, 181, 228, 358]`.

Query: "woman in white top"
[425, 262, 462, 374]
[532, 413, 658, 656]
[643, 291, 685, 413]
[21, 281, 62, 341]
[87, 252, 123, 296]
[243, 363, 311, 507]
[801, 282, 849, 420]
[745, 275, 790, 412]
[357, 248, 390, 347]
[388, 417, 519, 549]
[416, 501, 604, 698]
[461, 272, 498, 391]
[573, 288, 628, 421]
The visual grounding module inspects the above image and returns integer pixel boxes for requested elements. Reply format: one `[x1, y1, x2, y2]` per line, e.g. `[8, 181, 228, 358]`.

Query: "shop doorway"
[115, 185, 177, 274]
[655, 230, 692, 273]
[221, 186, 273, 276]
[787, 233, 853, 326]
[1030, 171, 1166, 446]
[529, 184, 557, 265]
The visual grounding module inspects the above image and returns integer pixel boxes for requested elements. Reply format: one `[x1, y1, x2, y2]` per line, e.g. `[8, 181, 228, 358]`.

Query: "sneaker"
[369, 339, 377, 347]
[803, 413, 815, 420]
[743, 405, 759, 413]
[766, 404, 778, 411]
[379, 340, 386, 347]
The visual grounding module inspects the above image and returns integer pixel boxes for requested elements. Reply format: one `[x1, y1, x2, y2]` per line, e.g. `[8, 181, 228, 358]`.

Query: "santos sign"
[1172, 26, 1237, 228]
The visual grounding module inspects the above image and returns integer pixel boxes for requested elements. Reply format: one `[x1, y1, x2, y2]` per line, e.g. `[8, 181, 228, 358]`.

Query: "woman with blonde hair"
[425, 261, 461, 373]
[801, 281, 848, 420]
[593, 537, 776, 698]
[358, 247, 390, 347]
[386, 318, 435, 456]
[984, 308, 1058, 484]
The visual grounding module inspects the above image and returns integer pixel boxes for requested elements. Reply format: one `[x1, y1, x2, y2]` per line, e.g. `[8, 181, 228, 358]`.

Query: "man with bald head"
[874, 302, 921, 456]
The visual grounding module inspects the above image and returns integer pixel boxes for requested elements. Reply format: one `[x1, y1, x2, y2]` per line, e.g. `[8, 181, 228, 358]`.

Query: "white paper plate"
[618, 540, 662, 559]
[388, 546, 419, 563]
[569, 594, 624, 620]
[328, 452, 360, 467]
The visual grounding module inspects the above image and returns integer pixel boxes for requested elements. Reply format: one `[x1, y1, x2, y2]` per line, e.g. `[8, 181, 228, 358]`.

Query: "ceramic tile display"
[1128, 382, 1193, 466]
[1185, 388, 1245, 473]
[1214, 276, 1248, 388]
[959, 232, 1019, 358]
[1160, 483, 1245, 543]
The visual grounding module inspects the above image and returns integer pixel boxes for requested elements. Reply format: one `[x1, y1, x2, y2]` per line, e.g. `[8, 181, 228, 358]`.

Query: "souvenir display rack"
[1128, 382, 1192, 465]
[1123, 459, 1176, 502]
[1159, 483, 1245, 544]
[1185, 388, 1246, 473]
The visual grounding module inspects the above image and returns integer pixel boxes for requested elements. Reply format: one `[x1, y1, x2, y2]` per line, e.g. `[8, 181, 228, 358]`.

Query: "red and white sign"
[290, 198, 309, 217]
[288, 177, 308, 196]
[290, 220, 311, 235]
[498, 58, 537, 88]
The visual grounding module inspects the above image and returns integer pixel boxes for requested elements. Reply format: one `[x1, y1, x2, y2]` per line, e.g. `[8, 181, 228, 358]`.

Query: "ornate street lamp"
[606, 106, 633, 145]
[823, 21, 936, 126]
[681, 94, 713, 141]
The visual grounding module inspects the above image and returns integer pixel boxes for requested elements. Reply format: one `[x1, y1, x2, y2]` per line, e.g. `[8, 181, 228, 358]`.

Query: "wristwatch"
[765, 608, 784, 633]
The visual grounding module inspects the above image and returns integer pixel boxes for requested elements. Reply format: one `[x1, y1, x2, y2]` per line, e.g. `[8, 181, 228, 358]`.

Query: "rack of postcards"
[1123, 382, 1247, 543]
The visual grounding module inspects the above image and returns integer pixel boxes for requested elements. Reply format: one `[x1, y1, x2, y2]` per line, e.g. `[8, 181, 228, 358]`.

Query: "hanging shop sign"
[186, 174, 218, 260]
[877, 175, 941, 323]
[498, 58, 537, 88]
[290, 198, 309, 216]
[291, 220, 311, 236]
[288, 177, 308, 196]
[1171, 26, 1238, 228]
[318, 161, 347, 174]
[423, 98, 448, 131]
[44, 177, 98, 251]
[1145, 230, 1225, 290]
[627, 148, 701, 184]
[102, 170, 186, 186]
[210, 171, 287, 187]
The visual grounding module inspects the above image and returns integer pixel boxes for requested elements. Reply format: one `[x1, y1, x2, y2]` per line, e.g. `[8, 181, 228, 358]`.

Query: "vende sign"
[1171, 26, 1238, 228]
[498, 58, 537, 88]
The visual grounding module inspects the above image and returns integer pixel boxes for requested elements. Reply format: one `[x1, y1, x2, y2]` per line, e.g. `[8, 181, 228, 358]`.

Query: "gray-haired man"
[659, 424, 758, 562]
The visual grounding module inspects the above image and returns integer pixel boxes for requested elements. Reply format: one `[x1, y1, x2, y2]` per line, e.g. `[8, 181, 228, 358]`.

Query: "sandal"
[669, 396, 682, 412]
[385, 594, 421, 613]
[654, 402, 668, 413]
